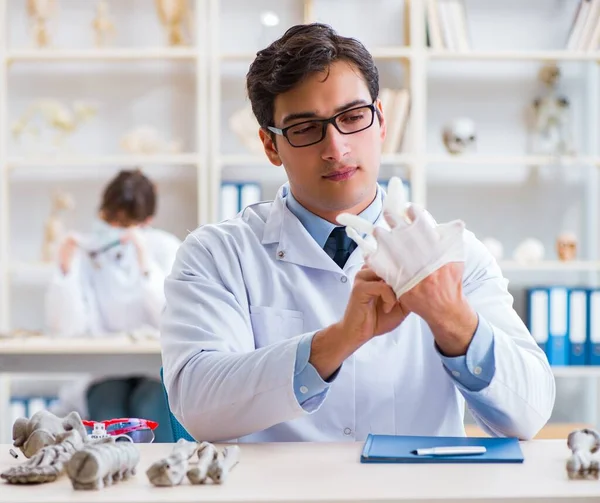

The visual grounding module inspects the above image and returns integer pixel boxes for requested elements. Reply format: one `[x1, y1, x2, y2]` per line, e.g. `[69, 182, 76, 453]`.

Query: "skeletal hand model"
[566, 428, 600, 480]
[66, 438, 140, 490]
[1, 429, 85, 484]
[146, 438, 199, 486]
[146, 440, 240, 486]
[12, 410, 87, 459]
[336, 177, 465, 298]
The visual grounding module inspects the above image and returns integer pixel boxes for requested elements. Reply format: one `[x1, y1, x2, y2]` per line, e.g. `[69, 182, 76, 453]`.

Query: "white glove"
[336, 177, 466, 298]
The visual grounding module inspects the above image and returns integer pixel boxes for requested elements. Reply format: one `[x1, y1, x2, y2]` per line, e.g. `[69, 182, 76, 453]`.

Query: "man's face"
[260, 60, 386, 221]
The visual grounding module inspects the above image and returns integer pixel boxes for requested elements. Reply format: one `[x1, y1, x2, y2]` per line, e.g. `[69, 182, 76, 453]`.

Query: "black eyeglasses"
[267, 102, 377, 148]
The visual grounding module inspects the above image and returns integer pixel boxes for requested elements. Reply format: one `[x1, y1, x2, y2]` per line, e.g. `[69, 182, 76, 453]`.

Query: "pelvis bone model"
[336, 177, 465, 298]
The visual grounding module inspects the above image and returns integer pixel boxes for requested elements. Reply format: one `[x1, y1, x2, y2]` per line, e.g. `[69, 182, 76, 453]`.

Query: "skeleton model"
[146, 438, 199, 486]
[442, 117, 476, 155]
[120, 125, 182, 155]
[92, 1, 116, 47]
[27, 0, 56, 48]
[12, 409, 87, 459]
[529, 63, 574, 156]
[566, 428, 600, 480]
[41, 191, 75, 263]
[155, 0, 193, 46]
[66, 438, 140, 490]
[12, 99, 98, 152]
[1, 429, 85, 484]
[229, 105, 264, 156]
[146, 439, 240, 486]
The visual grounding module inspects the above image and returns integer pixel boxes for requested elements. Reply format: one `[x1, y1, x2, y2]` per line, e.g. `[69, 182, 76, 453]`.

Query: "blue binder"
[590, 289, 600, 365]
[568, 288, 589, 366]
[547, 287, 569, 366]
[360, 434, 524, 464]
[527, 288, 549, 355]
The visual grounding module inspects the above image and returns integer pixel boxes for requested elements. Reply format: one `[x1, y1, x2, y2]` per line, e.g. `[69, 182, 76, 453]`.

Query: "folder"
[360, 434, 524, 464]
[569, 288, 589, 365]
[590, 289, 600, 365]
[527, 288, 549, 355]
[548, 287, 569, 366]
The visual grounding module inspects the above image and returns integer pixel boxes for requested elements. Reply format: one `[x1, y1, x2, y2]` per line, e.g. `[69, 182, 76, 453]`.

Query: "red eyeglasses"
[83, 418, 158, 443]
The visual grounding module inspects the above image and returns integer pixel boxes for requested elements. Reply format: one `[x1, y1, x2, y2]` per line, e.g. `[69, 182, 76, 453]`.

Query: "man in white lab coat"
[161, 23, 555, 443]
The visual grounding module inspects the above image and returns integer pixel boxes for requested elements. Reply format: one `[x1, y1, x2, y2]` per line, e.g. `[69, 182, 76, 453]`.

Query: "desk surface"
[0, 440, 596, 503]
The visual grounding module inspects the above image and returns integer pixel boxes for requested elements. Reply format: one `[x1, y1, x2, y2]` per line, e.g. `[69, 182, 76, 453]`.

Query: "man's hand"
[399, 262, 478, 357]
[309, 267, 409, 379]
[58, 236, 78, 275]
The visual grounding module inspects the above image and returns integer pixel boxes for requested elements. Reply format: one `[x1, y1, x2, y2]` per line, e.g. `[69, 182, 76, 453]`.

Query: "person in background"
[45, 169, 181, 442]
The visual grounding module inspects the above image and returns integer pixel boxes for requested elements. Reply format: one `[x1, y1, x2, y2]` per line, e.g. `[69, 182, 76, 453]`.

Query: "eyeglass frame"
[266, 101, 378, 148]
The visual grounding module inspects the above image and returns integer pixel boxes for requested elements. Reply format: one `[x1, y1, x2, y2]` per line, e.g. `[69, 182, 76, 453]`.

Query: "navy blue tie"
[325, 227, 357, 269]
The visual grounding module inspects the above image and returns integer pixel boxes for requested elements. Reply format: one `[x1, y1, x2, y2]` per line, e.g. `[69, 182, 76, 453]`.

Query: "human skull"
[556, 232, 577, 261]
[442, 118, 476, 155]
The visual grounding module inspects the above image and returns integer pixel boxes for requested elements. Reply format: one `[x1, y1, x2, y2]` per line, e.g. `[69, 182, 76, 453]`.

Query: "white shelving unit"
[0, 0, 209, 333]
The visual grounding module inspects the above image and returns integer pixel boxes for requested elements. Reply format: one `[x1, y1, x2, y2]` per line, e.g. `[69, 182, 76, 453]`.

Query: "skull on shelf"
[442, 117, 477, 155]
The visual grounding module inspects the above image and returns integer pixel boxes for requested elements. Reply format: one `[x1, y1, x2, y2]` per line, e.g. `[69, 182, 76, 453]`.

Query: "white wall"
[3, 0, 599, 424]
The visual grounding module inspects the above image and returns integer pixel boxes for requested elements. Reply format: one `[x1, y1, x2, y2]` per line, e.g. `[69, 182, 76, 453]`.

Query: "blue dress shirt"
[285, 186, 497, 411]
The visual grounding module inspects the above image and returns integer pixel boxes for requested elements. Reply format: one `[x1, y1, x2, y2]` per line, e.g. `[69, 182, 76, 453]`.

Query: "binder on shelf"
[568, 288, 589, 366]
[548, 287, 569, 366]
[589, 289, 600, 365]
[527, 288, 549, 356]
[220, 182, 262, 221]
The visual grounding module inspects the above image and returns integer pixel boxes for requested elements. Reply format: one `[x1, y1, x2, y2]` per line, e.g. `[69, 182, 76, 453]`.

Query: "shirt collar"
[285, 185, 383, 248]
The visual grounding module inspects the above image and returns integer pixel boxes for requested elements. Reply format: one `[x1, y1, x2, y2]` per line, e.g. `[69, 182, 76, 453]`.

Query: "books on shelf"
[527, 286, 600, 366]
[566, 0, 600, 52]
[220, 182, 262, 221]
[426, 0, 470, 51]
[380, 88, 411, 154]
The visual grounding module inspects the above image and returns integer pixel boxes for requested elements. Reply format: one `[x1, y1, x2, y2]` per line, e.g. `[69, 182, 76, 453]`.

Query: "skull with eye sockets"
[442, 117, 477, 155]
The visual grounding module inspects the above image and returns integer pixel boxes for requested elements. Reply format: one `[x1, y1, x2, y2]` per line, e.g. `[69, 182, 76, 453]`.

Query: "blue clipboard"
[360, 434, 524, 464]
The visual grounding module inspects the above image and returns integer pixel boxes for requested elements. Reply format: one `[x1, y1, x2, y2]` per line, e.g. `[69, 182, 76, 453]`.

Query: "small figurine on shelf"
[11, 99, 98, 153]
[119, 125, 182, 155]
[556, 232, 577, 261]
[528, 63, 575, 157]
[513, 238, 545, 264]
[41, 191, 76, 263]
[92, 1, 116, 48]
[442, 117, 476, 155]
[155, 0, 192, 46]
[229, 104, 265, 156]
[27, 0, 57, 48]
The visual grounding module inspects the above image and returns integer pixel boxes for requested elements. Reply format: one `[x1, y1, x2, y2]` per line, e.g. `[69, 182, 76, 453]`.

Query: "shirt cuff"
[293, 332, 339, 411]
[437, 314, 496, 392]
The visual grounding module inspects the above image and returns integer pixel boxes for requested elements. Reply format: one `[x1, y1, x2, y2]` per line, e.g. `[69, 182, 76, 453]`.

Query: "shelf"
[552, 366, 600, 378]
[6, 48, 197, 63]
[7, 154, 199, 168]
[499, 261, 600, 272]
[220, 47, 414, 62]
[0, 336, 160, 355]
[427, 50, 600, 62]
[10, 262, 53, 285]
[426, 155, 599, 166]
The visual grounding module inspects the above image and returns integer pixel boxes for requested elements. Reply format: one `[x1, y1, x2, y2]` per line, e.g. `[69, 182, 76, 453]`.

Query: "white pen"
[411, 446, 487, 456]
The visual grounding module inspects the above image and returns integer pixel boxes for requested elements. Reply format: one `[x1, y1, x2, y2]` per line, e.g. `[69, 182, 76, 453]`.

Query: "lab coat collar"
[262, 184, 388, 274]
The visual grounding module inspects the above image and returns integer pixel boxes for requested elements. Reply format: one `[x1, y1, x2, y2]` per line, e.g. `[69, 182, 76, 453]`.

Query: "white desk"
[0, 440, 596, 503]
[0, 336, 162, 443]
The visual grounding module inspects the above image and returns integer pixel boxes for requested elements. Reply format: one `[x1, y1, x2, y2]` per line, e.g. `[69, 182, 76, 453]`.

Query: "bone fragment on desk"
[1, 429, 85, 484]
[186, 441, 218, 484]
[146, 438, 199, 486]
[207, 445, 241, 485]
[12, 409, 87, 458]
[566, 428, 600, 480]
[66, 437, 140, 490]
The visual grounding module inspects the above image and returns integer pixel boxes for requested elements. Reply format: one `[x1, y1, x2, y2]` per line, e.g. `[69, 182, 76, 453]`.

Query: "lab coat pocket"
[250, 306, 304, 348]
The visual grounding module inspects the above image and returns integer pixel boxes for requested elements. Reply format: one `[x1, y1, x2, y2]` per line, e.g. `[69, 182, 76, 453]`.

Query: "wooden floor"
[465, 423, 594, 439]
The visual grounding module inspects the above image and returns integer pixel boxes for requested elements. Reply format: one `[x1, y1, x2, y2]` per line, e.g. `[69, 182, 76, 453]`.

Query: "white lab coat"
[45, 222, 181, 418]
[161, 184, 556, 443]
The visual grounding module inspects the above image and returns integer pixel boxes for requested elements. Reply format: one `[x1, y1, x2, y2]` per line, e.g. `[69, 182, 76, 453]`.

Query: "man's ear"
[376, 99, 386, 144]
[259, 128, 283, 166]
